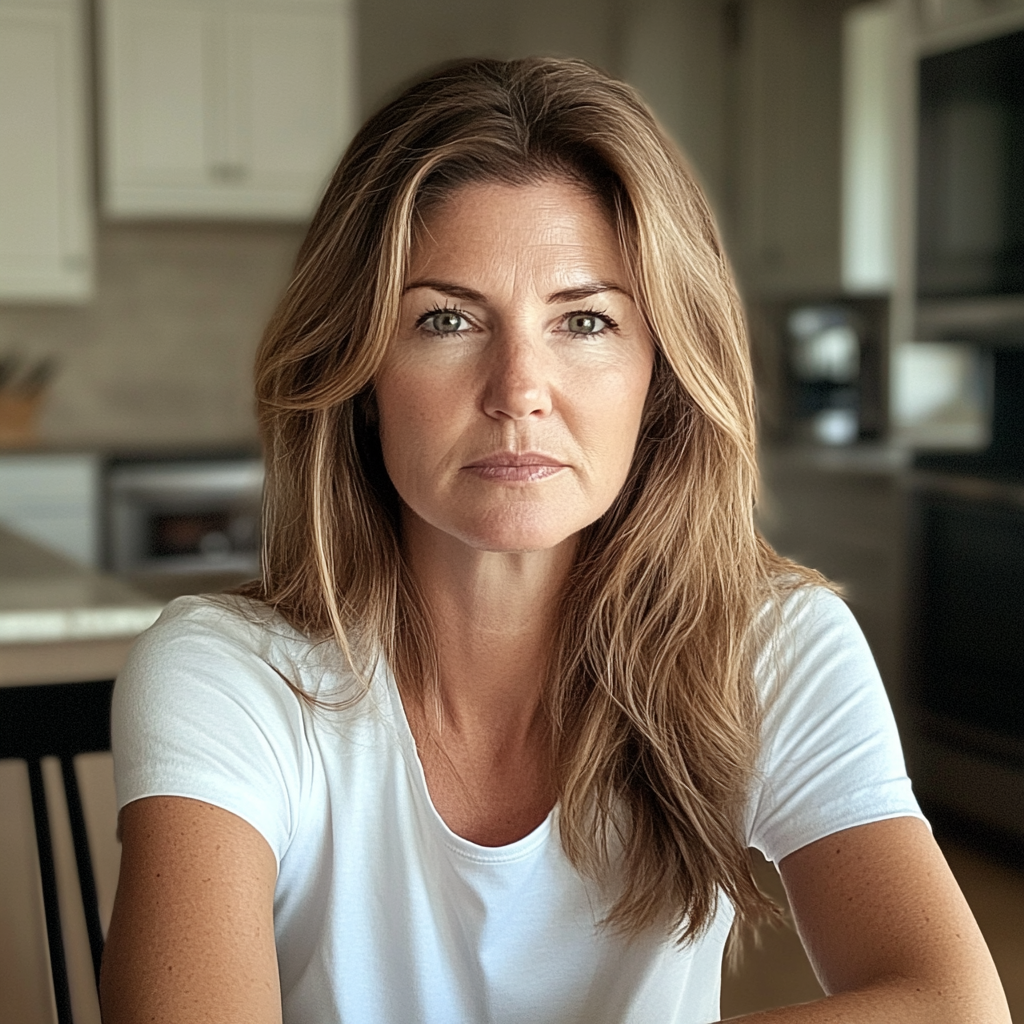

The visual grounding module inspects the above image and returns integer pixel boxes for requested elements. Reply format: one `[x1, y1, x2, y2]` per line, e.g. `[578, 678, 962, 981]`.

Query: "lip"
[464, 451, 568, 482]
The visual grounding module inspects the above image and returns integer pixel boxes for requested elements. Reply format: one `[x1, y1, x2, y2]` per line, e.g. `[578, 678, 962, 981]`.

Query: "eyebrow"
[403, 279, 630, 304]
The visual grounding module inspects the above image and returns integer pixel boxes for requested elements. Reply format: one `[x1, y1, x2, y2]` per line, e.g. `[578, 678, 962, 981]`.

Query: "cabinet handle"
[209, 163, 247, 183]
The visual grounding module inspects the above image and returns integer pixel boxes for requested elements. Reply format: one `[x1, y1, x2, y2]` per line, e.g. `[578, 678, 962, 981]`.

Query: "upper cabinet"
[728, 0, 847, 297]
[99, 0, 356, 220]
[0, 0, 93, 301]
[916, 0, 1024, 37]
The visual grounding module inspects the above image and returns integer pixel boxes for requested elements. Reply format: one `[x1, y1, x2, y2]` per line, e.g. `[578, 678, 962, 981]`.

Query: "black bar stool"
[0, 679, 115, 1024]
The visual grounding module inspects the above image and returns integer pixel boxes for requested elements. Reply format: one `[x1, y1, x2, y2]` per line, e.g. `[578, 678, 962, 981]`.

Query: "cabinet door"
[100, 0, 213, 215]
[730, 0, 845, 296]
[223, 2, 354, 216]
[101, 0, 355, 220]
[0, 0, 92, 301]
[917, 0, 1024, 36]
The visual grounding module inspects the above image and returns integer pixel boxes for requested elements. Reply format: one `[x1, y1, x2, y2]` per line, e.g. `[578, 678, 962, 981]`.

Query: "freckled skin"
[374, 180, 655, 556]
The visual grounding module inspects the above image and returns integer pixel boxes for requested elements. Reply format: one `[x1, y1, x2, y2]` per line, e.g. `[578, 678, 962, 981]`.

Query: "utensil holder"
[0, 393, 44, 446]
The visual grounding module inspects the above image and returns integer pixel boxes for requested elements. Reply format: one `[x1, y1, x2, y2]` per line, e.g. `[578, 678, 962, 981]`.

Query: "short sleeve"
[744, 588, 926, 864]
[111, 596, 309, 865]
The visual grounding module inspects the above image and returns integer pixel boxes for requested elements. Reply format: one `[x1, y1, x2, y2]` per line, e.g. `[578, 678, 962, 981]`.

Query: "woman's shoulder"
[112, 594, 324, 860]
[754, 584, 868, 694]
[745, 582, 921, 861]
[122, 592, 365, 706]
[752, 582, 888, 752]
[765, 578, 850, 624]
[138, 592, 305, 648]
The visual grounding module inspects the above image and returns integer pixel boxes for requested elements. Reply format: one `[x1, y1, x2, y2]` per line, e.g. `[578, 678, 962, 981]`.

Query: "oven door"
[907, 474, 1024, 840]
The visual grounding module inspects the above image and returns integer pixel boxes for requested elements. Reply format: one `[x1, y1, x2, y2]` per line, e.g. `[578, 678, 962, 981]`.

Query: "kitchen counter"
[0, 438, 261, 460]
[759, 442, 912, 476]
[0, 525, 163, 685]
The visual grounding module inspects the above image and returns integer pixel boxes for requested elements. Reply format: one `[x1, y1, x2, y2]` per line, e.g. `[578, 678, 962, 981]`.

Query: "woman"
[101, 58, 1009, 1023]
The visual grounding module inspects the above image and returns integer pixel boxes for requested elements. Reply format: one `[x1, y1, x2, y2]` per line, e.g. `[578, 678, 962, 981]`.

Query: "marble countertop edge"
[0, 605, 164, 645]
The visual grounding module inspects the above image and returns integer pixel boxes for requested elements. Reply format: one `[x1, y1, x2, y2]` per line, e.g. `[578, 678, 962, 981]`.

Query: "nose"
[481, 331, 553, 421]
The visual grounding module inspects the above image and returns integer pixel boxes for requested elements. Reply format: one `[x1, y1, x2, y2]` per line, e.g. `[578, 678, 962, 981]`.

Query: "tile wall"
[0, 223, 304, 447]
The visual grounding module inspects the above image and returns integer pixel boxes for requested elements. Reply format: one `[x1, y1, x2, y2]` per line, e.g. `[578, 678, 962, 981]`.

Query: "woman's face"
[374, 178, 655, 554]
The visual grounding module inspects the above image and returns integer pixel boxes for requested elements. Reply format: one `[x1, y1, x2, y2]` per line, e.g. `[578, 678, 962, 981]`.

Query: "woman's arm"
[99, 796, 282, 1024]
[725, 816, 1010, 1023]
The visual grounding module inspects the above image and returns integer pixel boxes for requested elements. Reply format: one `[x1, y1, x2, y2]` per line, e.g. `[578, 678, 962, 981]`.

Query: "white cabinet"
[0, 0, 93, 301]
[729, 0, 846, 296]
[99, 0, 356, 220]
[0, 453, 101, 566]
[916, 0, 1024, 36]
[841, 1, 897, 294]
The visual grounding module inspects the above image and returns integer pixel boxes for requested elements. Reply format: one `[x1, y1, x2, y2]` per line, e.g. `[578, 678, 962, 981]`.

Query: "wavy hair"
[240, 56, 820, 943]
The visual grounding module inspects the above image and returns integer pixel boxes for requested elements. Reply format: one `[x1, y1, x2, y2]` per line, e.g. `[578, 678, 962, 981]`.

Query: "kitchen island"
[0, 524, 163, 686]
[0, 524, 162, 1024]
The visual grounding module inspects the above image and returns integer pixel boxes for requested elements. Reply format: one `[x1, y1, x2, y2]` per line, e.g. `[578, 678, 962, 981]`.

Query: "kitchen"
[2, 0, 1023, 1021]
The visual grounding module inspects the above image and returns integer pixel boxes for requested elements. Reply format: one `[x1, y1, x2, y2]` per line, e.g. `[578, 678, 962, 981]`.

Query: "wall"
[358, 0, 732, 219]
[357, 0, 622, 117]
[619, 0, 728, 213]
[728, 0, 851, 296]
[0, 224, 302, 446]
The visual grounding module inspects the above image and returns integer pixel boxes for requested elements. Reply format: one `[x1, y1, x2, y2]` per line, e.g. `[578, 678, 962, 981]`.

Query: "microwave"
[105, 457, 263, 576]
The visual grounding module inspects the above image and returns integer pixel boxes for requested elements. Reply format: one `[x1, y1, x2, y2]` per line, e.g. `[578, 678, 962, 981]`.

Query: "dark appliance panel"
[907, 478, 1024, 840]
[918, 29, 1024, 298]
[913, 488, 1024, 744]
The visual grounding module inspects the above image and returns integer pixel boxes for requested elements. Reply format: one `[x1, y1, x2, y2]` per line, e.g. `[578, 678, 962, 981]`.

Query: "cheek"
[579, 349, 654, 460]
[373, 373, 417, 487]
[373, 367, 461, 491]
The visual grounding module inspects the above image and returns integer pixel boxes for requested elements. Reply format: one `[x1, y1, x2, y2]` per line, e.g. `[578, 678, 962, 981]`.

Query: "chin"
[465, 531, 574, 554]
[453, 505, 590, 553]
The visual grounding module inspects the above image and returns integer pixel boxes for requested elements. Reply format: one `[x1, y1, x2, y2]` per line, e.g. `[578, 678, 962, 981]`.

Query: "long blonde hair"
[242, 57, 819, 943]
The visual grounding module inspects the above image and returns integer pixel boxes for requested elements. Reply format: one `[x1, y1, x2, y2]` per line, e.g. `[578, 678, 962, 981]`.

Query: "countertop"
[0, 525, 163, 646]
[759, 442, 913, 476]
[0, 438, 260, 461]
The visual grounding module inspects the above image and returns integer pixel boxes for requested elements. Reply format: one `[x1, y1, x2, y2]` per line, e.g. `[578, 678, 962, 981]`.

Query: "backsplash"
[0, 223, 304, 447]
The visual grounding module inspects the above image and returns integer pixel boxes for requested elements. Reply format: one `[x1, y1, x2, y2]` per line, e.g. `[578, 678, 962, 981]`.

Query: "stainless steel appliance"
[105, 457, 263, 580]
[907, 24, 1024, 842]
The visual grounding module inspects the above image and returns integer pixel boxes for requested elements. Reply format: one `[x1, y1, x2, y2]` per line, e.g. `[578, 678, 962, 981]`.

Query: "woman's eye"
[565, 311, 615, 335]
[420, 309, 470, 334]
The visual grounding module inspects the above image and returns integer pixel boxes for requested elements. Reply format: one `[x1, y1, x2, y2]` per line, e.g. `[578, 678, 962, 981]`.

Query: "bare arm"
[724, 816, 1010, 1023]
[100, 796, 282, 1024]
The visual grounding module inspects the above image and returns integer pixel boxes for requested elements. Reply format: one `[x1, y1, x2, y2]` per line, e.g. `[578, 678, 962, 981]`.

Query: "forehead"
[407, 179, 626, 285]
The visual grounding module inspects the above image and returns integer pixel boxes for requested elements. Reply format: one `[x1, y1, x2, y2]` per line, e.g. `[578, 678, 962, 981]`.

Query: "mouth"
[463, 451, 569, 482]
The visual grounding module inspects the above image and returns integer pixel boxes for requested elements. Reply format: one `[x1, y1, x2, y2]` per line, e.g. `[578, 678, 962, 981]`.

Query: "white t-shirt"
[112, 587, 924, 1024]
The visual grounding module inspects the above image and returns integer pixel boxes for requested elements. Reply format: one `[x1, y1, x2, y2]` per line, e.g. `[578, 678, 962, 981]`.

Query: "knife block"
[0, 393, 43, 446]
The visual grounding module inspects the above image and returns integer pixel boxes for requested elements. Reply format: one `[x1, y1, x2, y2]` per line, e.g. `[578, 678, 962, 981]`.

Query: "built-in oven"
[104, 456, 263, 594]
[906, 22, 1024, 843]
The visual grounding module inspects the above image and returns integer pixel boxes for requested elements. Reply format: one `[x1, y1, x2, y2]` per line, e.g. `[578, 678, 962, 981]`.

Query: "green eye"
[566, 313, 608, 335]
[425, 310, 467, 333]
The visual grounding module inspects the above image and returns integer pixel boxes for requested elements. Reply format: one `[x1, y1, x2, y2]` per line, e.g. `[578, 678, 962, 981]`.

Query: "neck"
[401, 511, 576, 740]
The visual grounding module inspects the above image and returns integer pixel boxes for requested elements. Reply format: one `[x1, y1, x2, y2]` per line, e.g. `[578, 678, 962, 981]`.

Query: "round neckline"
[380, 663, 555, 864]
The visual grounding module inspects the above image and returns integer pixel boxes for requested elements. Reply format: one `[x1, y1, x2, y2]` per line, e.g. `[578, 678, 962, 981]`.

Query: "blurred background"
[1, 0, 1022, 1020]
